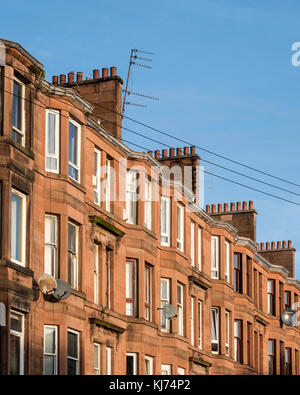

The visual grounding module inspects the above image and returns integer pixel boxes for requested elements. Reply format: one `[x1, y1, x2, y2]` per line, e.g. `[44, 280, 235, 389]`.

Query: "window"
[177, 283, 184, 336]
[94, 148, 101, 205]
[253, 268, 257, 307]
[285, 348, 292, 375]
[246, 257, 251, 297]
[67, 330, 79, 375]
[11, 189, 26, 266]
[68, 119, 81, 182]
[106, 347, 112, 375]
[106, 159, 112, 212]
[145, 355, 153, 375]
[44, 326, 58, 375]
[211, 236, 219, 279]
[247, 322, 252, 366]
[234, 320, 243, 363]
[161, 364, 171, 375]
[177, 367, 185, 375]
[176, 204, 184, 252]
[190, 297, 195, 346]
[190, 221, 195, 266]
[296, 349, 299, 375]
[125, 171, 137, 224]
[285, 291, 291, 309]
[106, 248, 111, 309]
[160, 196, 171, 246]
[211, 307, 219, 354]
[126, 353, 137, 375]
[94, 343, 100, 375]
[10, 310, 24, 375]
[144, 177, 151, 230]
[44, 215, 58, 277]
[68, 221, 78, 290]
[12, 78, 25, 146]
[126, 259, 137, 316]
[259, 273, 263, 309]
[145, 264, 152, 321]
[268, 339, 276, 375]
[234, 253, 243, 293]
[161, 278, 171, 332]
[225, 240, 230, 283]
[198, 226, 202, 271]
[94, 244, 99, 305]
[45, 109, 60, 173]
[198, 300, 202, 349]
[225, 311, 230, 357]
[268, 280, 275, 315]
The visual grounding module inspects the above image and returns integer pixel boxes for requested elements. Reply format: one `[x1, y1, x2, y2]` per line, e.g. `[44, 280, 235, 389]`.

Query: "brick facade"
[0, 39, 300, 375]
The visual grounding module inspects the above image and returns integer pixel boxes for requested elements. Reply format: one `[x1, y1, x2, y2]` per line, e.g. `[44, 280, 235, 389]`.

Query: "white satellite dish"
[38, 274, 57, 295]
[163, 304, 177, 319]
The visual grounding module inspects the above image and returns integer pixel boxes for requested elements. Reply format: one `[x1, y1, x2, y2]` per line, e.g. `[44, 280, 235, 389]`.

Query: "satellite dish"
[163, 304, 177, 319]
[281, 308, 296, 326]
[38, 274, 57, 295]
[52, 279, 72, 300]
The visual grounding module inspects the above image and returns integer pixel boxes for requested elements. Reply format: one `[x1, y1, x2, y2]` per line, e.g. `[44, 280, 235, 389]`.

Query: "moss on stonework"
[89, 215, 125, 238]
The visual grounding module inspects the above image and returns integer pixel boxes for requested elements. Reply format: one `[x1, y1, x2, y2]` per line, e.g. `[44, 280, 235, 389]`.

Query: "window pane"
[11, 193, 22, 261]
[69, 122, 77, 164]
[126, 355, 134, 375]
[10, 334, 21, 375]
[44, 355, 55, 375]
[47, 113, 56, 155]
[45, 327, 56, 354]
[68, 359, 77, 375]
[11, 313, 22, 332]
[68, 332, 78, 359]
[161, 280, 167, 300]
[13, 81, 21, 130]
[126, 262, 133, 298]
[68, 223, 76, 251]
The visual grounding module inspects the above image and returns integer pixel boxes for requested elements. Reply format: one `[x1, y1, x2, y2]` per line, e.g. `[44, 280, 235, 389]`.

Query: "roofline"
[0, 38, 44, 70]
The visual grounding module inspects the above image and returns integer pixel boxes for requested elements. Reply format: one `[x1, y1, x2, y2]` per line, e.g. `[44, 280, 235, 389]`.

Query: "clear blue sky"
[2, 0, 300, 276]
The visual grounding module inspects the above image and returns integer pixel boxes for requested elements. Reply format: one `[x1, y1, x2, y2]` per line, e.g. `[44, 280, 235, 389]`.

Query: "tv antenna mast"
[122, 48, 159, 115]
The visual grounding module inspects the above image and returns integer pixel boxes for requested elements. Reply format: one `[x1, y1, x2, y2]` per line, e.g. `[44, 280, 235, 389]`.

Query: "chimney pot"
[230, 202, 235, 211]
[93, 69, 100, 79]
[52, 76, 58, 85]
[162, 149, 167, 158]
[236, 202, 241, 211]
[190, 146, 196, 155]
[271, 241, 275, 250]
[249, 200, 254, 209]
[148, 151, 153, 157]
[169, 148, 175, 157]
[266, 242, 270, 250]
[288, 240, 292, 248]
[260, 242, 264, 251]
[277, 241, 281, 249]
[282, 240, 287, 248]
[102, 68, 108, 78]
[206, 204, 210, 214]
[77, 72, 83, 82]
[110, 66, 117, 77]
[68, 72, 74, 83]
[60, 74, 66, 84]
[212, 204, 216, 214]
[155, 150, 160, 159]
[177, 148, 182, 156]
[184, 146, 189, 155]
[217, 204, 222, 212]
[243, 201, 247, 210]
[224, 203, 228, 212]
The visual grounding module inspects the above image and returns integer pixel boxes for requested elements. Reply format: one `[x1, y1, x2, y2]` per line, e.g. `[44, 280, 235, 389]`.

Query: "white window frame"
[211, 236, 220, 279]
[177, 283, 184, 336]
[126, 352, 138, 375]
[161, 196, 171, 246]
[190, 296, 195, 346]
[198, 226, 202, 271]
[45, 109, 60, 173]
[67, 329, 80, 375]
[145, 355, 153, 375]
[125, 171, 137, 224]
[106, 159, 112, 212]
[12, 77, 26, 146]
[10, 310, 24, 375]
[190, 221, 195, 266]
[126, 259, 136, 316]
[225, 240, 230, 283]
[68, 221, 78, 290]
[144, 177, 152, 230]
[211, 307, 219, 354]
[225, 311, 230, 357]
[177, 204, 184, 252]
[44, 214, 58, 278]
[94, 343, 100, 375]
[94, 244, 99, 305]
[106, 347, 112, 375]
[161, 278, 171, 333]
[161, 364, 171, 375]
[177, 367, 185, 375]
[94, 148, 101, 205]
[44, 325, 58, 375]
[11, 189, 26, 267]
[198, 300, 202, 350]
[68, 118, 81, 183]
[145, 265, 152, 321]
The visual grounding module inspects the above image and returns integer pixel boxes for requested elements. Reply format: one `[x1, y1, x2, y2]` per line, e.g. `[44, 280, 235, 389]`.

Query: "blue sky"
[2, 0, 300, 276]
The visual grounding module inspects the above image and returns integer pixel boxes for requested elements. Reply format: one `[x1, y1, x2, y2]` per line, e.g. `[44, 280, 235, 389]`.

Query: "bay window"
[45, 109, 60, 173]
[68, 119, 81, 182]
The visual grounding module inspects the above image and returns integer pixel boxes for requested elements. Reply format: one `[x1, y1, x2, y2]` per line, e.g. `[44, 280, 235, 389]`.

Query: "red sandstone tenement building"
[0, 38, 300, 375]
